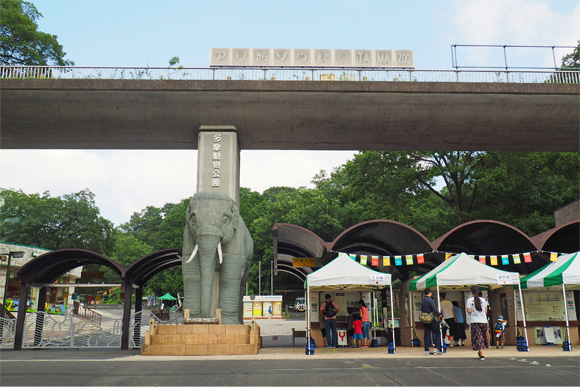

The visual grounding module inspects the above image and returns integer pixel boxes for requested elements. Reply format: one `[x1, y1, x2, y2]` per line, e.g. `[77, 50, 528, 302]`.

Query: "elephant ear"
[230, 201, 240, 230]
[182, 201, 196, 257]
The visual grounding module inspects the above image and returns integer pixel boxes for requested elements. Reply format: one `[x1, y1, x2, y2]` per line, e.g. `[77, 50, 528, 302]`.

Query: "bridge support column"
[197, 125, 240, 204]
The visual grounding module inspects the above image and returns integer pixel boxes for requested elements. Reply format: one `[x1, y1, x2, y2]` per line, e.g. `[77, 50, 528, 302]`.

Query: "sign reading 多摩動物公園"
[210, 48, 414, 68]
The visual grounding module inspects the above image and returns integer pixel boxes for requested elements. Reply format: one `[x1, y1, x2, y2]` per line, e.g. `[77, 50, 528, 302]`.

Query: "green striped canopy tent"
[408, 252, 528, 347]
[519, 251, 579, 345]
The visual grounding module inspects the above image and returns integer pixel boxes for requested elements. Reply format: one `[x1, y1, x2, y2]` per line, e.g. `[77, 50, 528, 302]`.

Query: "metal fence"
[0, 309, 183, 349]
[1, 66, 578, 84]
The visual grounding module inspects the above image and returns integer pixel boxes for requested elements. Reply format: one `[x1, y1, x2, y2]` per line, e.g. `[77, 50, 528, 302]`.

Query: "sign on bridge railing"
[210, 48, 414, 68]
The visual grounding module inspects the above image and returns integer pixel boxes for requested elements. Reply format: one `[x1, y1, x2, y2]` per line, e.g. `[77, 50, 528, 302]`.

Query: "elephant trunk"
[197, 232, 223, 317]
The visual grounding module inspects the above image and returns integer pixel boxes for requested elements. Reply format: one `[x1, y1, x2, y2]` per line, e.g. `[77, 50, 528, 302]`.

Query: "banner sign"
[292, 258, 315, 267]
[211, 48, 414, 68]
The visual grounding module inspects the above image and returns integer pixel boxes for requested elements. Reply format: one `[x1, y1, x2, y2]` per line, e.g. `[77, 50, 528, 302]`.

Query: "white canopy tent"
[408, 252, 529, 349]
[305, 253, 395, 350]
[521, 251, 579, 347]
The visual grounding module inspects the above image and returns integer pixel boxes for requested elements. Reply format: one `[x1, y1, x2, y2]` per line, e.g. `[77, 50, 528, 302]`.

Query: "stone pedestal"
[141, 322, 261, 356]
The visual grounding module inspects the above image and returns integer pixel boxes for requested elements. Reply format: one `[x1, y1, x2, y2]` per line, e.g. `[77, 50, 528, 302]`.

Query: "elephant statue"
[182, 191, 253, 324]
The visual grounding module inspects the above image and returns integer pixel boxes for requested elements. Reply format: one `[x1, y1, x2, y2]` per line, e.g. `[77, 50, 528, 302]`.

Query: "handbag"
[419, 312, 434, 324]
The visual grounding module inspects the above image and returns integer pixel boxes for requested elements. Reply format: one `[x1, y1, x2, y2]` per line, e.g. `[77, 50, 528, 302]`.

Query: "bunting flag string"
[337, 249, 567, 268]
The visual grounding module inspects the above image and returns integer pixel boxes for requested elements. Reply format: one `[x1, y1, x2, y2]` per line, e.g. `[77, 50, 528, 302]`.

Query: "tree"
[0, 189, 114, 253]
[561, 41, 580, 69]
[0, 0, 74, 66]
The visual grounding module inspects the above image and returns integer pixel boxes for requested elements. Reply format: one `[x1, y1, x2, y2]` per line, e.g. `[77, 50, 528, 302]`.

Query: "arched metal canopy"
[15, 248, 125, 284]
[432, 220, 545, 273]
[532, 220, 580, 254]
[124, 249, 182, 287]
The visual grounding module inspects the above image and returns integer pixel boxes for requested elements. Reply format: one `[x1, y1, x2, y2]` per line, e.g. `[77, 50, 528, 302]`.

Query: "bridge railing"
[0, 66, 578, 84]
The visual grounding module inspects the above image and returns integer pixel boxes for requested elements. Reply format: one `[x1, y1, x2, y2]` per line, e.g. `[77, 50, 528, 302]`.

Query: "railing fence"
[1, 66, 578, 84]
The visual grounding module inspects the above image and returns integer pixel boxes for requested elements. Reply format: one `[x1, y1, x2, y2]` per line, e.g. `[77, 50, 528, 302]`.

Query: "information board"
[524, 290, 577, 321]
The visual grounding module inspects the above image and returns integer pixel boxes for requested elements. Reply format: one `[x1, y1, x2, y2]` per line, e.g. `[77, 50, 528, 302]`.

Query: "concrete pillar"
[197, 125, 240, 203]
[197, 125, 240, 317]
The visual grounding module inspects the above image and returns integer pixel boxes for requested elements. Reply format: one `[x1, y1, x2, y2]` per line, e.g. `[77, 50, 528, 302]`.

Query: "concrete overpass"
[1, 78, 578, 151]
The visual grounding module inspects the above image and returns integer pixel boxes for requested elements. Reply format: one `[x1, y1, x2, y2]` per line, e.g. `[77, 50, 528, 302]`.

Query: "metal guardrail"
[0, 66, 578, 84]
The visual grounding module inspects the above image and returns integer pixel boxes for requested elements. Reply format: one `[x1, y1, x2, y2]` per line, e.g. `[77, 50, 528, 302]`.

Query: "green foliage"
[1, 150, 577, 299]
[0, 0, 74, 66]
[0, 188, 114, 253]
[561, 41, 580, 69]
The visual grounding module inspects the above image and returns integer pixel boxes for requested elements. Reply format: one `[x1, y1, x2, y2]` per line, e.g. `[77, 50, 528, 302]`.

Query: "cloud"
[448, 0, 580, 68]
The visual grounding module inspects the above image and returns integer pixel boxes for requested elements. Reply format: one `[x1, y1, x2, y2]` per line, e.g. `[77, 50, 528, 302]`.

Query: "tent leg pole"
[518, 284, 529, 351]
[390, 283, 395, 349]
[437, 285, 443, 349]
[562, 284, 571, 350]
[307, 286, 310, 352]
[513, 288, 518, 344]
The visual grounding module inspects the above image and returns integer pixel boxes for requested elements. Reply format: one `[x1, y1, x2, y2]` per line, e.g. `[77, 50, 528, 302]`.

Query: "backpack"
[324, 301, 337, 318]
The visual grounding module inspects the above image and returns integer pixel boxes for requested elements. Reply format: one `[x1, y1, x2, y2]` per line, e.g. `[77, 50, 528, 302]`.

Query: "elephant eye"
[222, 215, 230, 224]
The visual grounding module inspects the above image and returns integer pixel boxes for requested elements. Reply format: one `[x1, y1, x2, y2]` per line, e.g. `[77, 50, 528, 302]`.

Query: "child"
[352, 313, 363, 348]
[494, 315, 507, 349]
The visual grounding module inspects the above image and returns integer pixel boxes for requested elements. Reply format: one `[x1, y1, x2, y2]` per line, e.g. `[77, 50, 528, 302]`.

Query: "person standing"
[439, 293, 456, 347]
[452, 300, 467, 346]
[321, 294, 339, 348]
[359, 299, 371, 347]
[318, 310, 327, 348]
[421, 288, 443, 355]
[352, 313, 363, 348]
[467, 285, 489, 360]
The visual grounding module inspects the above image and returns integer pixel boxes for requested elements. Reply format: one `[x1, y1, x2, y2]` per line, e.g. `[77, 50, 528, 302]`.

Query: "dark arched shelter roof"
[432, 220, 545, 273]
[273, 223, 328, 278]
[124, 249, 182, 287]
[273, 223, 327, 258]
[330, 220, 435, 281]
[15, 249, 125, 284]
[276, 254, 313, 282]
[532, 220, 580, 253]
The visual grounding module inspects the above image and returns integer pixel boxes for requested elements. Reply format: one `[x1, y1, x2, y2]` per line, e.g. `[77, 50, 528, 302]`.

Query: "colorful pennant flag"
[523, 253, 532, 263]
[395, 256, 403, 266]
[513, 254, 521, 264]
[348, 254, 356, 261]
[445, 253, 452, 260]
[490, 256, 498, 266]
[550, 252, 558, 262]
[501, 255, 509, 265]
[360, 255, 368, 265]
[406, 255, 413, 265]
[417, 254, 424, 264]
[479, 256, 486, 264]
[371, 256, 379, 266]
[383, 256, 390, 266]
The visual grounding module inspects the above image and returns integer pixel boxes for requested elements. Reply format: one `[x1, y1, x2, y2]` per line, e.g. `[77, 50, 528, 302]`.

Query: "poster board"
[523, 290, 577, 321]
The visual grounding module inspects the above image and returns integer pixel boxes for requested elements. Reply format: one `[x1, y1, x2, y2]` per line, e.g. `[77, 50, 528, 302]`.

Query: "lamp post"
[2, 251, 25, 318]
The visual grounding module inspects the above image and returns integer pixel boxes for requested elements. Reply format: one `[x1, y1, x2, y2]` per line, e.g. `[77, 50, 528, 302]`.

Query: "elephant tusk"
[218, 242, 223, 265]
[185, 244, 199, 264]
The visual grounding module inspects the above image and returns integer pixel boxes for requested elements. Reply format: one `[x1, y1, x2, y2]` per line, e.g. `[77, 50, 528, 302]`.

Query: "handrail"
[0, 66, 578, 84]
[72, 301, 102, 327]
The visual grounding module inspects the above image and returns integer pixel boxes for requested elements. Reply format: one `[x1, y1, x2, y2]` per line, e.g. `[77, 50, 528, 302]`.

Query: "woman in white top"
[466, 285, 489, 360]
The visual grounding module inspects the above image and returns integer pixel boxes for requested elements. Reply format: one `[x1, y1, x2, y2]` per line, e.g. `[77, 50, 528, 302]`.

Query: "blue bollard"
[563, 340, 571, 351]
[305, 338, 315, 355]
[388, 342, 395, 354]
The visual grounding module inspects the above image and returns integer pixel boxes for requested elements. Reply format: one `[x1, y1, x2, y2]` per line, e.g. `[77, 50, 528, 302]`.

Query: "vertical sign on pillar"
[197, 125, 240, 203]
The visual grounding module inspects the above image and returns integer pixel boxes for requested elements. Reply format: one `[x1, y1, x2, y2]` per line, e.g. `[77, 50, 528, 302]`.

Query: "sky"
[1, 0, 579, 226]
